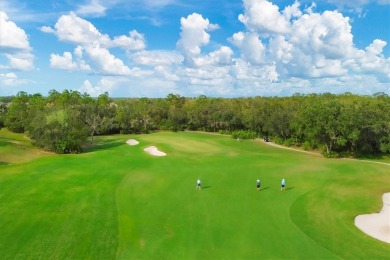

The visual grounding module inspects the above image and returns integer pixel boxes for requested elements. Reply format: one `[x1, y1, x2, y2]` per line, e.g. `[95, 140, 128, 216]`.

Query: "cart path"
[259, 139, 390, 166]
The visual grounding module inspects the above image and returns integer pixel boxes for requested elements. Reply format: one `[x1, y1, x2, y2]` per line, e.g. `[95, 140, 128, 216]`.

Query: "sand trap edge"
[143, 146, 167, 156]
[354, 193, 390, 244]
[126, 139, 139, 146]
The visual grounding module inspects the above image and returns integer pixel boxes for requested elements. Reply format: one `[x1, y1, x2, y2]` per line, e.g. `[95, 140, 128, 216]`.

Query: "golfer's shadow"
[202, 185, 211, 189]
[285, 187, 295, 191]
[259, 187, 270, 191]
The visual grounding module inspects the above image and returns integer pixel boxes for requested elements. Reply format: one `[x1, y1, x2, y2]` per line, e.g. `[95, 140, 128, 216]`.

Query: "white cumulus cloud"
[50, 52, 78, 70]
[40, 26, 55, 33]
[0, 11, 31, 50]
[0, 72, 17, 85]
[81, 44, 152, 77]
[230, 32, 265, 64]
[111, 30, 146, 50]
[0, 11, 34, 72]
[78, 79, 115, 97]
[43, 12, 146, 76]
[290, 11, 354, 59]
[283, 1, 302, 21]
[52, 12, 111, 46]
[177, 13, 219, 64]
[193, 46, 234, 67]
[238, 0, 291, 35]
[45, 12, 145, 50]
[84, 45, 133, 75]
[6, 53, 34, 71]
[231, 0, 389, 94]
[50, 50, 91, 71]
[0, 72, 28, 89]
[130, 50, 183, 66]
[345, 39, 390, 81]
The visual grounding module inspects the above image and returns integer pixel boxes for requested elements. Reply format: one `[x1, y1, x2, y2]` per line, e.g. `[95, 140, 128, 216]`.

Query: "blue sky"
[0, 0, 389, 97]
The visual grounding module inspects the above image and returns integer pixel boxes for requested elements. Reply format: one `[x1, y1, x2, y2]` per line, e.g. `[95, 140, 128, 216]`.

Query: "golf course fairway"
[0, 130, 389, 259]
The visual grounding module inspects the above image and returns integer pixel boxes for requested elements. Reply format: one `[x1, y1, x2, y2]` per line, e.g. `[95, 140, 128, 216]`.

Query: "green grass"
[0, 131, 389, 259]
[0, 128, 53, 165]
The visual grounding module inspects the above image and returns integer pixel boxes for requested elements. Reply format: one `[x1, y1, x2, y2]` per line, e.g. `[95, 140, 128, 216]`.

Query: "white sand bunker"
[126, 139, 139, 146]
[143, 146, 166, 156]
[355, 193, 390, 243]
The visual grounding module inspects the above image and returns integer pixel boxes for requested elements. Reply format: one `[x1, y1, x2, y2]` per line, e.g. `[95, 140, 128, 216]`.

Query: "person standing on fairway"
[196, 179, 201, 190]
[256, 179, 261, 191]
[281, 178, 286, 191]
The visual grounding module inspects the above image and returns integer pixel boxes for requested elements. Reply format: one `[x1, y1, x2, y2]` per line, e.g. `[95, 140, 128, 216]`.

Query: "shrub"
[302, 141, 311, 151]
[219, 130, 231, 135]
[322, 151, 340, 158]
[274, 137, 284, 145]
[283, 138, 294, 147]
[339, 151, 353, 158]
[54, 139, 82, 154]
[321, 146, 339, 158]
[379, 139, 390, 153]
[232, 130, 257, 140]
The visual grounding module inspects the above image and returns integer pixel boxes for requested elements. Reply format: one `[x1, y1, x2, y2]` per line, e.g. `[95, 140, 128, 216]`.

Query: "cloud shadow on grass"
[83, 140, 125, 153]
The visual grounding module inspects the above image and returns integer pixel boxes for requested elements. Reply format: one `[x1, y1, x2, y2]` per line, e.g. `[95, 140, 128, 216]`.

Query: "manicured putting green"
[0, 131, 389, 259]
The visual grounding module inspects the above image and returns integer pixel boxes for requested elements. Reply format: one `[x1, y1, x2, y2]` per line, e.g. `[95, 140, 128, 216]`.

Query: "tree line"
[0, 90, 389, 157]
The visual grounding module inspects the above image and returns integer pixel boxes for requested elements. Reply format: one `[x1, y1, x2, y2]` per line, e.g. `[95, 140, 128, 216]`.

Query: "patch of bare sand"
[126, 139, 139, 146]
[355, 193, 390, 243]
[143, 146, 166, 156]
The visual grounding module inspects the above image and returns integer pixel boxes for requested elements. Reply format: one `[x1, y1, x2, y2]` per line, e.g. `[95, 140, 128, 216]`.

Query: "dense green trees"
[2, 91, 389, 157]
[4, 91, 29, 133]
[82, 93, 117, 143]
[25, 91, 88, 153]
[0, 103, 7, 129]
[289, 94, 390, 156]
